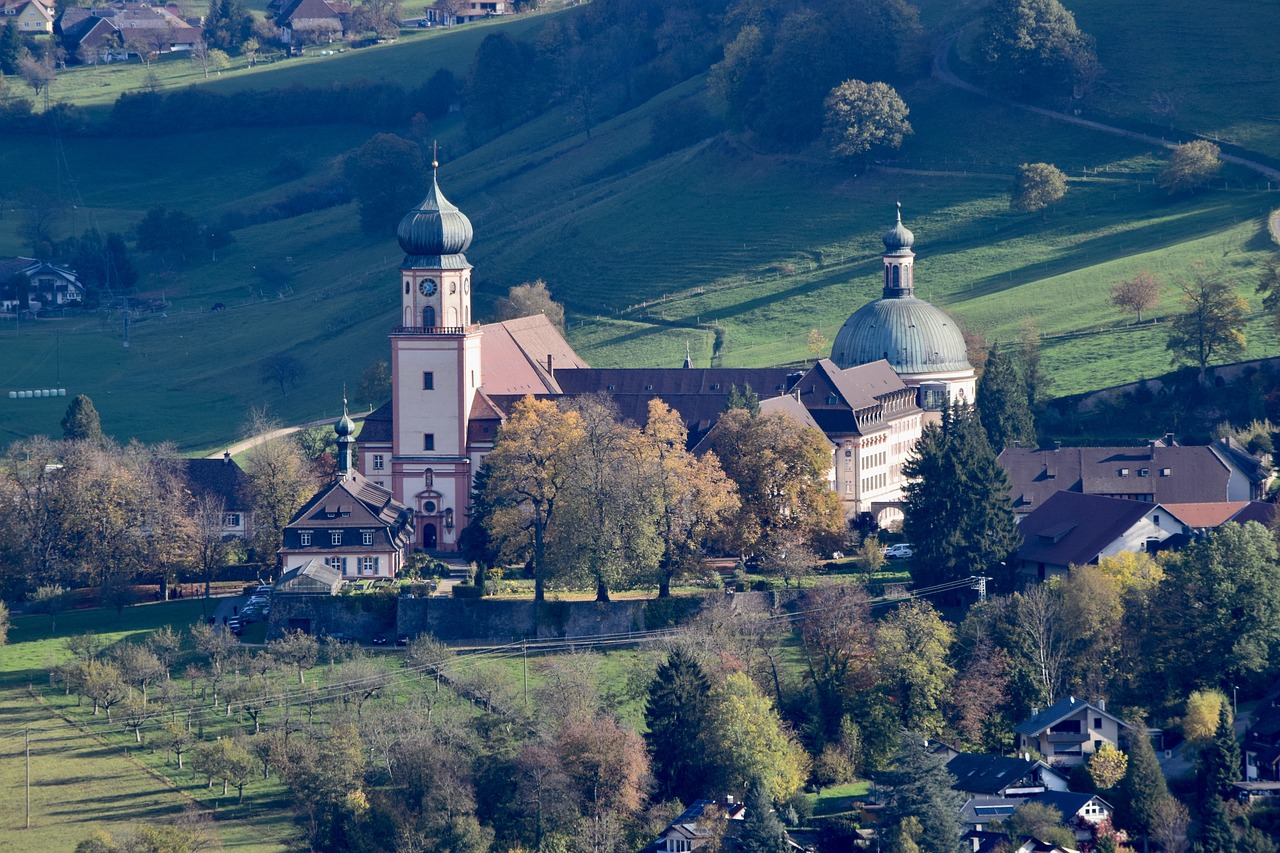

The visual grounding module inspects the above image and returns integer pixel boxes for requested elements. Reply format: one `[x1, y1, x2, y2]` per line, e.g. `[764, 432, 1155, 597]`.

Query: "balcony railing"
[392, 325, 467, 336]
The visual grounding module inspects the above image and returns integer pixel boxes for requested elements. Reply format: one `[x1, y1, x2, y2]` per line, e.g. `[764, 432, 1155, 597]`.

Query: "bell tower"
[388, 159, 482, 551]
[881, 201, 915, 298]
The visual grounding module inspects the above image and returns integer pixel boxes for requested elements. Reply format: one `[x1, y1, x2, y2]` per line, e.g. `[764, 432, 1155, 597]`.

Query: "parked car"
[883, 544, 914, 559]
[396, 635, 410, 647]
[372, 635, 388, 646]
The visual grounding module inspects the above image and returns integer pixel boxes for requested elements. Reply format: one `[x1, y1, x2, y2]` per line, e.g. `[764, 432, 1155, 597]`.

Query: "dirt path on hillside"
[932, 33, 1280, 184]
[205, 413, 366, 459]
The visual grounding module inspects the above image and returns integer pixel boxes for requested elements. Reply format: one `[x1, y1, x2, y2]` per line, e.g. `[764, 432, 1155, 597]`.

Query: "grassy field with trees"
[0, 0, 1277, 450]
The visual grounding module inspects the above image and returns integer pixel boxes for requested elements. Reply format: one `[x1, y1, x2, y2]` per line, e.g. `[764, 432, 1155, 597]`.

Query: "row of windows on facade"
[299, 530, 377, 546]
[324, 556, 381, 574]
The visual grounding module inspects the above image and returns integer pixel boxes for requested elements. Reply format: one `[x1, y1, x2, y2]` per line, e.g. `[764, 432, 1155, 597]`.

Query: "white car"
[883, 544, 914, 560]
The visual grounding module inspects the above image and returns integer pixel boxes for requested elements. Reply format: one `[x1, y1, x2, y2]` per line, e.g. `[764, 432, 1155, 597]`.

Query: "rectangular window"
[300, 531, 311, 546]
[373, 454, 384, 471]
[1094, 717, 1103, 729]
[362, 531, 374, 546]
[330, 531, 342, 546]
[423, 371, 434, 390]
[223, 513, 240, 527]
[424, 433, 435, 451]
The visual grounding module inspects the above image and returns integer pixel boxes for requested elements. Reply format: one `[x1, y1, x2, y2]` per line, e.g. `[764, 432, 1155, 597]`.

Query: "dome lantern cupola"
[396, 165, 474, 266]
[335, 394, 356, 476]
[881, 201, 915, 254]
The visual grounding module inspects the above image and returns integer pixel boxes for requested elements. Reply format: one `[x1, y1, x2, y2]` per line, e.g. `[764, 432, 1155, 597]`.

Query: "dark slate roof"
[182, 457, 249, 508]
[999, 445, 1234, 511]
[1232, 501, 1278, 527]
[1014, 695, 1128, 737]
[282, 471, 413, 552]
[1015, 491, 1154, 569]
[357, 401, 392, 443]
[554, 367, 799, 399]
[1030, 791, 1108, 818]
[276, 0, 341, 23]
[947, 754, 1039, 795]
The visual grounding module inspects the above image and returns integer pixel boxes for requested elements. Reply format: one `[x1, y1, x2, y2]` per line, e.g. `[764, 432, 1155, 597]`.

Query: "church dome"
[397, 175, 473, 258]
[882, 202, 914, 254]
[831, 296, 971, 375]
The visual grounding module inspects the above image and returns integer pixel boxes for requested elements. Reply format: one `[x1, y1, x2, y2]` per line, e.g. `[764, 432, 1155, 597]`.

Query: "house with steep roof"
[1015, 491, 1183, 580]
[1015, 696, 1130, 767]
[999, 438, 1272, 517]
[0, 258, 85, 314]
[947, 752, 1071, 799]
[182, 453, 253, 539]
[280, 408, 414, 578]
[638, 797, 809, 852]
[962, 792, 1112, 842]
[57, 3, 201, 61]
[1, 0, 53, 33]
[274, 0, 345, 47]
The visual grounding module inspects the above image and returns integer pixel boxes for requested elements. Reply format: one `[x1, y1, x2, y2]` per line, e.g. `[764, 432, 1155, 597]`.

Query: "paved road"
[205, 412, 370, 460]
[932, 33, 1280, 184]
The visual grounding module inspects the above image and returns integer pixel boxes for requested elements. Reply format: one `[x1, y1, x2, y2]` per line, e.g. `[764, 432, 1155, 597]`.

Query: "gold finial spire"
[431, 140, 439, 171]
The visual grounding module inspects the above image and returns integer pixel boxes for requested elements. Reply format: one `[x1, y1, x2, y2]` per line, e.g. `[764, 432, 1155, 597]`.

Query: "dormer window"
[1161, 468, 1171, 476]
[300, 531, 311, 546]
[1119, 468, 1129, 477]
[1139, 468, 1149, 477]
[827, 395, 838, 405]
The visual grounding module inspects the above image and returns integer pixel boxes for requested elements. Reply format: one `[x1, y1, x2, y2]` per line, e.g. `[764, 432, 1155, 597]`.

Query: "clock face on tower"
[419, 279, 438, 297]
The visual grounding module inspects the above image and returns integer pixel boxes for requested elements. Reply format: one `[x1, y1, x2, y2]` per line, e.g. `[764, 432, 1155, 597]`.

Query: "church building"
[354, 167, 974, 552]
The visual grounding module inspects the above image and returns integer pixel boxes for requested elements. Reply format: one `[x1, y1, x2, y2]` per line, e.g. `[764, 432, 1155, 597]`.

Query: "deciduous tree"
[343, 133, 427, 234]
[1158, 140, 1222, 194]
[704, 672, 808, 802]
[1010, 162, 1067, 214]
[1166, 264, 1247, 384]
[1089, 742, 1128, 790]
[875, 599, 954, 738]
[493, 279, 566, 332]
[1112, 270, 1162, 323]
[976, 0, 1099, 99]
[242, 410, 315, 569]
[822, 79, 912, 161]
[1184, 689, 1230, 744]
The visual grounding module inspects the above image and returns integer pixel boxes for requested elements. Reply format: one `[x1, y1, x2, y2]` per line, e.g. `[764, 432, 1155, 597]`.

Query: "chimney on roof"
[1054, 441, 1062, 451]
[1165, 432, 1176, 446]
[546, 354, 553, 375]
[1032, 707, 1039, 715]
[1098, 698, 1106, 711]
[223, 451, 231, 465]
[1149, 440, 1157, 460]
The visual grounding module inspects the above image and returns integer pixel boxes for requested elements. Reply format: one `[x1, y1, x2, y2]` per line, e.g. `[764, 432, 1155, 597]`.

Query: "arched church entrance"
[422, 522, 438, 549]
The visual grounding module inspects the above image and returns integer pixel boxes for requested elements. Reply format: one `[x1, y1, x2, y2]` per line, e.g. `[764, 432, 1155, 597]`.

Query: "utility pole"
[522, 640, 528, 706]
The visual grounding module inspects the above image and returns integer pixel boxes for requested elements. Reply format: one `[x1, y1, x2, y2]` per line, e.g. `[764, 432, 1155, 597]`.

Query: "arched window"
[892, 266, 900, 287]
[884, 267, 890, 288]
[404, 282, 410, 295]
[423, 306, 435, 327]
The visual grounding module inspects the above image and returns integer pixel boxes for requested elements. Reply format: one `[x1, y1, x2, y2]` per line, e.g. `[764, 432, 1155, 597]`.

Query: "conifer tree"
[1114, 721, 1169, 840]
[902, 404, 1021, 592]
[645, 648, 713, 804]
[976, 343, 1036, 453]
[876, 733, 962, 853]
[1196, 792, 1235, 853]
[61, 394, 103, 443]
[1198, 703, 1241, 806]
[735, 779, 789, 853]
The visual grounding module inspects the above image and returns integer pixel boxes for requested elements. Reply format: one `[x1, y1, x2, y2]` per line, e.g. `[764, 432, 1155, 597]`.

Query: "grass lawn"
[2, 1, 1278, 447]
[808, 780, 871, 817]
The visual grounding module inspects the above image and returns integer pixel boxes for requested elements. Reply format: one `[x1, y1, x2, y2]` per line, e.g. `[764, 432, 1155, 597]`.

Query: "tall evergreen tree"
[1114, 720, 1169, 840]
[645, 650, 713, 803]
[976, 343, 1036, 453]
[0, 21, 25, 75]
[735, 778, 789, 853]
[61, 394, 103, 443]
[902, 404, 1021, 592]
[876, 733, 963, 853]
[1196, 792, 1235, 853]
[1197, 703, 1241, 805]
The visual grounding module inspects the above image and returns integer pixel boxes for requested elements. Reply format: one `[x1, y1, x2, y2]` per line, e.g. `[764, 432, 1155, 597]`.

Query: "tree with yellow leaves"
[640, 399, 740, 597]
[704, 671, 809, 802]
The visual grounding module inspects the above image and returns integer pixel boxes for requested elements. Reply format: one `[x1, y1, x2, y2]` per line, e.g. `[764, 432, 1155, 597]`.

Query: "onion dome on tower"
[830, 204, 975, 405]
[397, 166, 474, 270]
[335, 396, 356, 476]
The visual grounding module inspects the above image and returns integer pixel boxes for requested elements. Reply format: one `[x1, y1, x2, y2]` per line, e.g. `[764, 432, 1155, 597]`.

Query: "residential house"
[273, 0, 346, 48]
[962, 792, 1112, 842]
[182, 453, 253, 539]
[0, 258, 84, 314]
[1014, 696, 1130, 767]
[1159, 500, 1277, 535]
[1014, 491, 1183, 581]
[58, 3, 201, 62]
[1244, 677, 1280, 781]
[1, 0, 54, 33]
[946, 752, 1071, 799]
[279, 409, 414, 578]
[638, 797, 809, 852]
[422, 0, 511, 26]
[999, 437, 1272, 517]
[966, 831, 1081, 853]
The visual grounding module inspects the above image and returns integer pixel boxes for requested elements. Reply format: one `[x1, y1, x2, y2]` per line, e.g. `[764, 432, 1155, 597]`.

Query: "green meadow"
[1, 2, 1278, 448]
